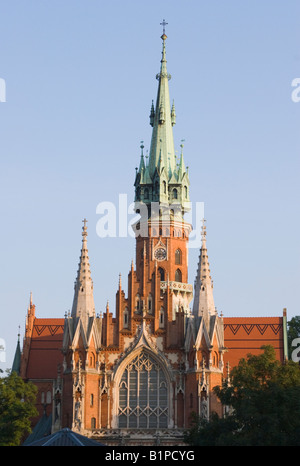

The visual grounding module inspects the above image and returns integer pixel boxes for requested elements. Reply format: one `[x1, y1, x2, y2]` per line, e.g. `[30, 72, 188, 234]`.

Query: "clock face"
[154, 247, 167, 261]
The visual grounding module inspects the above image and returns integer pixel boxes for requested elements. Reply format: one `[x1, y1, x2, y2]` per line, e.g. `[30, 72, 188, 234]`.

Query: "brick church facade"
[17, 30, 288, 446]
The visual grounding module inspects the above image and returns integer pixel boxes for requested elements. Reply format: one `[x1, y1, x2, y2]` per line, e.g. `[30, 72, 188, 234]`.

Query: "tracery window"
[118, 351, 168, 429]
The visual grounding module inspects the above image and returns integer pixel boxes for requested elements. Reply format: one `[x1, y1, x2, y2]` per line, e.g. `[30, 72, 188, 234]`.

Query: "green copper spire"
[148, 32, 176, 179]
[134, 24, 190, 218]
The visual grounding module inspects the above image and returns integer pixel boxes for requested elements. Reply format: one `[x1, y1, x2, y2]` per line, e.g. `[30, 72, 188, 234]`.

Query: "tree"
[287, 316, 300, 360]
[185, 346, 300, 446]
[0, 370, 38, 446]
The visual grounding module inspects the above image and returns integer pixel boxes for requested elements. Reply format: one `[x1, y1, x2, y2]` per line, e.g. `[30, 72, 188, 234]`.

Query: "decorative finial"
[201, 218, 207, 243]
[82, 218, 88, 238]
[149, 100, 155, 127]
[160, 19, 168, 37]
[140, 141, 144, 155]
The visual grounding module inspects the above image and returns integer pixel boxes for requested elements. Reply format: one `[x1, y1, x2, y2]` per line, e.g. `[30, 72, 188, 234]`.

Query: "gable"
[25, 318, 64, 379]
[223, 316, 284, 369]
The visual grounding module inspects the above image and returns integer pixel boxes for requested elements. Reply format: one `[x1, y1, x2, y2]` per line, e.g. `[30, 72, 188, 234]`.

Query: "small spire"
[71, 219, 96, 323]
[192, 220, 216, 323]
[178, 140, 187, 180]
[149, 100, 155, 127]
[12, 327, 21, 374]
[171, 100, 176, 126]
[138, 141, 145, 173]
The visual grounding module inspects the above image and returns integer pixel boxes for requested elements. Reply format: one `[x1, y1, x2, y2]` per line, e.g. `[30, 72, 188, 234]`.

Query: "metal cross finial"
[160, 19, 168, 35]
[201, 218, 207, 240]
[82, 218, 88, 237]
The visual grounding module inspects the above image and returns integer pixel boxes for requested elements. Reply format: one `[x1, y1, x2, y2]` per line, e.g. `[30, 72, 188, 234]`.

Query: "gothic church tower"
[61, 26, 224, 445]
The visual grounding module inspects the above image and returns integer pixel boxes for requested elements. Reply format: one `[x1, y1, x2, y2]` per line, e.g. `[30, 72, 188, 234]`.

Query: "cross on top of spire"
[201, 218, 207, 241]
[160, 19, 168, 37]
[82, 218, 88, 238]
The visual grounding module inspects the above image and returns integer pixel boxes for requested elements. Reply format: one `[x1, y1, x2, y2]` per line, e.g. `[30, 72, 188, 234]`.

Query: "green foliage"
[185, 346, 300, 446]
[0, 371, 38, 446]
[288, 316, 300, 359]
[184, 412, 240, 446]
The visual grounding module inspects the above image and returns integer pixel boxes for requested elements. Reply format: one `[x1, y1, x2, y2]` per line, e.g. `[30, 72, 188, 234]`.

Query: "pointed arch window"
[89, 353, 95, 368]
[136, 187, 141, 201]
[175, 248, 182, 265]
[118, 351, 168, 428]
[175, 268, 182, 282]
[172, 188, 178, 199]
[123, 307, 129, 328]
[148, 294, 152, 313]
[135, 294, 141, 312]
[158, 267, 165, 281]
[159, 307, 165, 328]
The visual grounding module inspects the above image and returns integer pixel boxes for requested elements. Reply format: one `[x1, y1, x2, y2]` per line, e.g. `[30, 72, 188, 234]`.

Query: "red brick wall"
[223, 316, 284, 369]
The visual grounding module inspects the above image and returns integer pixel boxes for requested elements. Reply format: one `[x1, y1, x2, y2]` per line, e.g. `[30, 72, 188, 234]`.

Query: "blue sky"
[0, 0, 299, 370]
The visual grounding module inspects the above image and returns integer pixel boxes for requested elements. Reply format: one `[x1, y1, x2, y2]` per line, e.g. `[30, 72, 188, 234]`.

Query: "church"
[16, 27, 288, 446]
